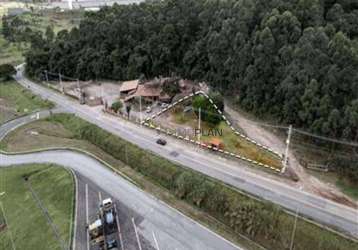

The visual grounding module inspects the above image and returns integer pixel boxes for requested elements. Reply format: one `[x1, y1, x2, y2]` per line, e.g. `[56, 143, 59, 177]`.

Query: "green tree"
[0, 64, 16, 80]
[111, 101, 123, 113]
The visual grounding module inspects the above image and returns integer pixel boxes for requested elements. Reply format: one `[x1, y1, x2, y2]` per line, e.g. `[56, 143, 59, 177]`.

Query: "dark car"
[156, 138, 167, 146]
[107, 239, 118, 249]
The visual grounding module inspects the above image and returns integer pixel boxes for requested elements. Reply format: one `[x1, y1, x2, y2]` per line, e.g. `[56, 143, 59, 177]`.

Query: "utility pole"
[59, 73, 64, 94]
[290, 208, 299, 250]
[198, 107, 201, 143]
[139, 95, 142, 125]
[282, 124, 292, 173]
[45, 70, 49, 82]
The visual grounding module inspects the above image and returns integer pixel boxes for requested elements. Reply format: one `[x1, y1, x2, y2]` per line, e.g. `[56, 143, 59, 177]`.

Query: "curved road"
[12, 66, 358, 238]
[0, 119, 241, 250]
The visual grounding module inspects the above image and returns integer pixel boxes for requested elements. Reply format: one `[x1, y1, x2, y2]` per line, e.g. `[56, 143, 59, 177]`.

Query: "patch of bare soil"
[225, 103, 357, 208]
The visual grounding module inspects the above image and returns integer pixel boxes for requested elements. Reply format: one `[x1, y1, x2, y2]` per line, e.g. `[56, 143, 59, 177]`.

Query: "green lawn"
[0, 81, 54, 124]
[0, 164, 74, 250]
[0, 27, 25, 65]
[20, 10, 83, 34]
[0, 9, 83, 66]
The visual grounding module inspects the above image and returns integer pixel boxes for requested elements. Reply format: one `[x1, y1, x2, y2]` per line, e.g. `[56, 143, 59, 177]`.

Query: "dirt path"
[224, 103, 356, 207]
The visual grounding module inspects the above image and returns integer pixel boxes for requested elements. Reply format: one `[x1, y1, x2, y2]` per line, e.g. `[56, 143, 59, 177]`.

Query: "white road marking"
[85, 183, 89, 250]
[152, 231, 160, 250]
[115, 209, 124, 250]
[132, 217, 142, 250]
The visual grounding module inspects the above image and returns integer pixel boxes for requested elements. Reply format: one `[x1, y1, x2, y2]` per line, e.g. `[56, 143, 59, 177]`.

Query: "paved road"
[75, 173, 156, 250]
[13, 67, 358, 238]
[0, 150, 241, 250]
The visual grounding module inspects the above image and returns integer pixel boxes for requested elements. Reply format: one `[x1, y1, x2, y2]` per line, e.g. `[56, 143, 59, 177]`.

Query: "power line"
[293, 128, 358, 147]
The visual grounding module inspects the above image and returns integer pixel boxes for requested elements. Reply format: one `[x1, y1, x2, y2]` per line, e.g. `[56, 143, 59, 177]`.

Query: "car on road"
[156, 138, 167, 146]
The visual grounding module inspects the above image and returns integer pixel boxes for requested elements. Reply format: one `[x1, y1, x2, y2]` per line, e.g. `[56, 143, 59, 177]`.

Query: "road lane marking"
[152, 231, 160, 250]
[132, 217, 142, 250]
[114, 206, 124, 250]
[85, 183, 89, 250]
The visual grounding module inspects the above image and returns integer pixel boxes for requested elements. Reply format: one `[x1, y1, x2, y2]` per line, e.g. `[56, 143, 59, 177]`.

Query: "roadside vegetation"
[0, 80, 53, 124]
[1, 113, 356, 250]
[0, 164, 74, 250]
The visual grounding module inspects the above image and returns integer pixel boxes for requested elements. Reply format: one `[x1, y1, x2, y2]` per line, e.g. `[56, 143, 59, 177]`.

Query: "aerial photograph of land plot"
[1, 1, 358, 250]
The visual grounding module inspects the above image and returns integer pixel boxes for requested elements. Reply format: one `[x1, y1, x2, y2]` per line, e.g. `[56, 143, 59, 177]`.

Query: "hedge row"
[47, 114, 357, 250]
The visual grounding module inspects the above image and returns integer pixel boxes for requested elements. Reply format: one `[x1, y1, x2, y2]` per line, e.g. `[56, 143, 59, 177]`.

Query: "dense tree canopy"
[18, 0, 358, 141]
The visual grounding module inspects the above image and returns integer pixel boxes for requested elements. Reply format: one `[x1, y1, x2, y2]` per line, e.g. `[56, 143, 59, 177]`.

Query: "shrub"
[0, 64, 16, 81]
[111, 101, 123, 113]
[192, 94, 222, 126]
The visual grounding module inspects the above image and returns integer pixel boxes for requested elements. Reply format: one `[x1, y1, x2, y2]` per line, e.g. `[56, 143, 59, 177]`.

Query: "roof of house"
[119, 80, 139, 92]
[124, 83, 170, 102]
[135, 84, 161, 97]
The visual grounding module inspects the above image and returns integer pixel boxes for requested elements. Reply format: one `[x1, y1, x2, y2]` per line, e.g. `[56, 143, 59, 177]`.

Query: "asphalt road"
[75, 173, 156, 250]
[13, 67, 358, 238]
[0, 150, 241, 250]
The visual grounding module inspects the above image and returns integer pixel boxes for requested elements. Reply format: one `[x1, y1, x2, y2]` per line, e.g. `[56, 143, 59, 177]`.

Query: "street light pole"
[45, 70, 49, 82]
[139, 95, 142, 125]
[59, 73, 64, 94]
[198, 107, 201, 143]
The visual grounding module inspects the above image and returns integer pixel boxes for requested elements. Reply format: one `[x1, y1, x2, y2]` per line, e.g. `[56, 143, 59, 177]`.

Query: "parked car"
[106, 239, 118, 250]
[146, 106, 152, 113]
[161, 102, 169, 108]
[156, 138, 167, 146]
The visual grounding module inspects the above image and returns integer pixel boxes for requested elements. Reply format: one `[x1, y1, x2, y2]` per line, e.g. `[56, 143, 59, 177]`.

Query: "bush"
[111, 101, 123, 113]
[0, 64, 16, 81]
[192, 95, 222, 125]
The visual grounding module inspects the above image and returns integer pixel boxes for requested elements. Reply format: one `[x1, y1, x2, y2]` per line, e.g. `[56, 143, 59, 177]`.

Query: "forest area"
[3, 0, 358, 142]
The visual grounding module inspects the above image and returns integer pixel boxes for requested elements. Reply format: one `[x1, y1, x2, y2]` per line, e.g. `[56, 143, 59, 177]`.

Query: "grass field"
[0, 24, 24, 65]
[0, 164, 74, 250]
[1, 115, 357, 250]
[0, 81, 54, 124]
[161, 109, 282, 170]
[0, 8, 83, 65]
